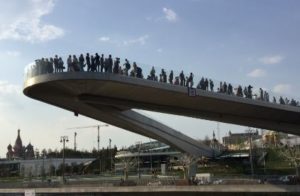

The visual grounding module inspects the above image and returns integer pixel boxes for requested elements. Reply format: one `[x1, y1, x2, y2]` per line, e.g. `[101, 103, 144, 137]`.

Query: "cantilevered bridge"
[23, 71, 300, 158]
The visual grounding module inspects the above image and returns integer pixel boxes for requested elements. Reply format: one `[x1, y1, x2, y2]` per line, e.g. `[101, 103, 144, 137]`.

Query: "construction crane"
[66, 124, 109, 152]
[66, 124, 109, 175]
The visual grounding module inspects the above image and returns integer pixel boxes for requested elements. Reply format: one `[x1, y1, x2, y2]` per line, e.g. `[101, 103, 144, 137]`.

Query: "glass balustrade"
[24, 54, 300, 108]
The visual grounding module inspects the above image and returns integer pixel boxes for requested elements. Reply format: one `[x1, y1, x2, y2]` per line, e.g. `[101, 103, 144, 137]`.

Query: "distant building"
[222, 130, 261, 150]
[115, 141, 181, 173]
[0, 158, 94, 177]
[6, 129, 35, 160]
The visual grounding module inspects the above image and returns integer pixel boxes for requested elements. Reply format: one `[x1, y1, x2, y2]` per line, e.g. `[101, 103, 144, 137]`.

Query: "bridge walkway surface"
[24, 72, 300, 157]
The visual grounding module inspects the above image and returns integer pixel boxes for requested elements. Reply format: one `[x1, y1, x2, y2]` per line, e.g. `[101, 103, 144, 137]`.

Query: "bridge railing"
[24, 54, 300, 108]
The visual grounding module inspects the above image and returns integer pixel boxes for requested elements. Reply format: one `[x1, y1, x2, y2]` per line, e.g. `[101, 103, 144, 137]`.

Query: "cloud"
[0, 81, 21, 95]
[273, 84, 292, 94]
[123, 35, 149, 46]
[156, 48, 163, 53]
[259, 55, 284, 65]
[0, 50, 21, 58]
[0, 0, 64, 43]
[98, 36, 110, 42]
[98, 35, 149, 46]
[247, 68, 266, 78]
[163, 8, 178, 22]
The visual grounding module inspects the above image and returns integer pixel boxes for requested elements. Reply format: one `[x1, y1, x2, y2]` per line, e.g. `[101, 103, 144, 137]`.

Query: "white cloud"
[163, 8, 178, 22]
[0, 81, 21, 95]
[0, 50, 21, 58]
[157, 48, 163, 53]
[259, 55, 284, 65]
[0, 0, 64, 43]
[5, 50, 21, 57]
[273, 84, 292, 94]
[247, 68, 266, 78]
[123, 35, 149, 46]
[98, 36, 110, 42]
[98, 35, 149, 46]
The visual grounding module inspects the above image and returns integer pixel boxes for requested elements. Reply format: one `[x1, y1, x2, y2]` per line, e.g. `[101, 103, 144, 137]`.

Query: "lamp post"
[136, 141, 142, 179]
[60, 136, 69, 183]
[97, 124, 109, 175]
[247, 129, 255, 178]
[109, 138, 113, 174]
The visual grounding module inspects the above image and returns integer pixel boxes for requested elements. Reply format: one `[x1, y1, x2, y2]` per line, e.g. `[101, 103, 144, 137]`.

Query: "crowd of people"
[33, 53, 300, 107]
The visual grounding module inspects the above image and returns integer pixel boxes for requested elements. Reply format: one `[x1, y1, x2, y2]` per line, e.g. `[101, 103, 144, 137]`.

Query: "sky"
[0, 0, 300, 158]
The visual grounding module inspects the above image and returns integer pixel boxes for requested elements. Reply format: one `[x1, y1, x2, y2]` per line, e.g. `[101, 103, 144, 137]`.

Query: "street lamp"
[60, 136, 69, 183]
[136, 141, 142, 179]
[109, 138, 113, 174]
[98, 124, 109, 174]
[247, 128, 255, 177]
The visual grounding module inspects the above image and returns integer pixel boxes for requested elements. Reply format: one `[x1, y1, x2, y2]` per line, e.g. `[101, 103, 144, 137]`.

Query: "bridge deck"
[24, 72, 300, 136]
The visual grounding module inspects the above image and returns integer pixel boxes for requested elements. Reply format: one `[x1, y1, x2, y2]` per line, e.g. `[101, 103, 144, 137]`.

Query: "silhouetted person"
[209, 79, 214, 91]
[264, 91, 269, 102]
[219, 82, 223, 93]
[243, 87, 248, 98]
[86, 53, 91, 71]
[150, 66, 156, 80]
[100, 54, 105, 72]
[113, 57, 120, 74]
[228, 83, 233, 95]
[223, 82, 228, 93]
[259, 88, 264, 100]
[161, 69, 167, 83]
[285, 97, 290, 104]
[179, 71, 185, 86]
[95, 53, 100, 72]
[133, 62, 143, 78]
[72, 55, 80, 71]
[107, 54, 113, 73]
[236, 85, 243, 97]
[169, 70, 174, 84]
[90, 55, 96, 72]
[79, 54, 85, 71]
[174, 77, 179, 85]
[247, 85, 253, 99]
[273, 96, 277, 103]
[54, 55, 59, 72]
[204, 78, 209, 90]
[58, 57, 64, 72]
[187, 72, 194, 87]
[123, 59, 131, 75]
[279, 96, 285, 104]
[47, 58, 54, 73]
[67, 55, 72, 72]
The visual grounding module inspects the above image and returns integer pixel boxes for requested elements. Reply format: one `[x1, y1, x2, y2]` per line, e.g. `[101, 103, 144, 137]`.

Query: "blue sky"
[0, 0, 299, 157]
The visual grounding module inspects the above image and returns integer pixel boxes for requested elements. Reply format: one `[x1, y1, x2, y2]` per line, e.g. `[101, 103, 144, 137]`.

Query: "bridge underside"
[23, 72, 300, 157]
[24, 73, 216, 157]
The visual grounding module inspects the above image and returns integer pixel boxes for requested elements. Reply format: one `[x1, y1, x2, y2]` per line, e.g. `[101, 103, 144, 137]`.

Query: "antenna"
[74, 132, 77, 151]
[217, 122, 220, 143]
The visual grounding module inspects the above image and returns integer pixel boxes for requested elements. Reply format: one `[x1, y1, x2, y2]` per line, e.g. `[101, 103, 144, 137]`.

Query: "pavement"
[1, 185, 300, 195]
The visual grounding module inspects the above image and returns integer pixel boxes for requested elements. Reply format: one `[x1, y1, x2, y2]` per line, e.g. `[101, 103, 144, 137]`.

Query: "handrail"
[24, 54, 300, 108]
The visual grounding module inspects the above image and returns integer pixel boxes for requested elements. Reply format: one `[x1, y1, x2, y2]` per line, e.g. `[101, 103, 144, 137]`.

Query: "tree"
[278, 145, 300, 176]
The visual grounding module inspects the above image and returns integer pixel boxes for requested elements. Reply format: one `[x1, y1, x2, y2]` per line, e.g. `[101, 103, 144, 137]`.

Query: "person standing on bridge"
[95, 53, 100, 72]
[86, 53, 91, 72]
[100, 54, 105, 72]
[209, 79, 214, 91]
[169, 70, 174, 84]
[187, 72, 194, 87]
[113, 57, 120, 74]
[79, 54, 85, 71]
[123, 59, 131, 76]
[179, 71, 185, 86]
[107, 54, 113, 73]
[67, 55, 72, 72]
